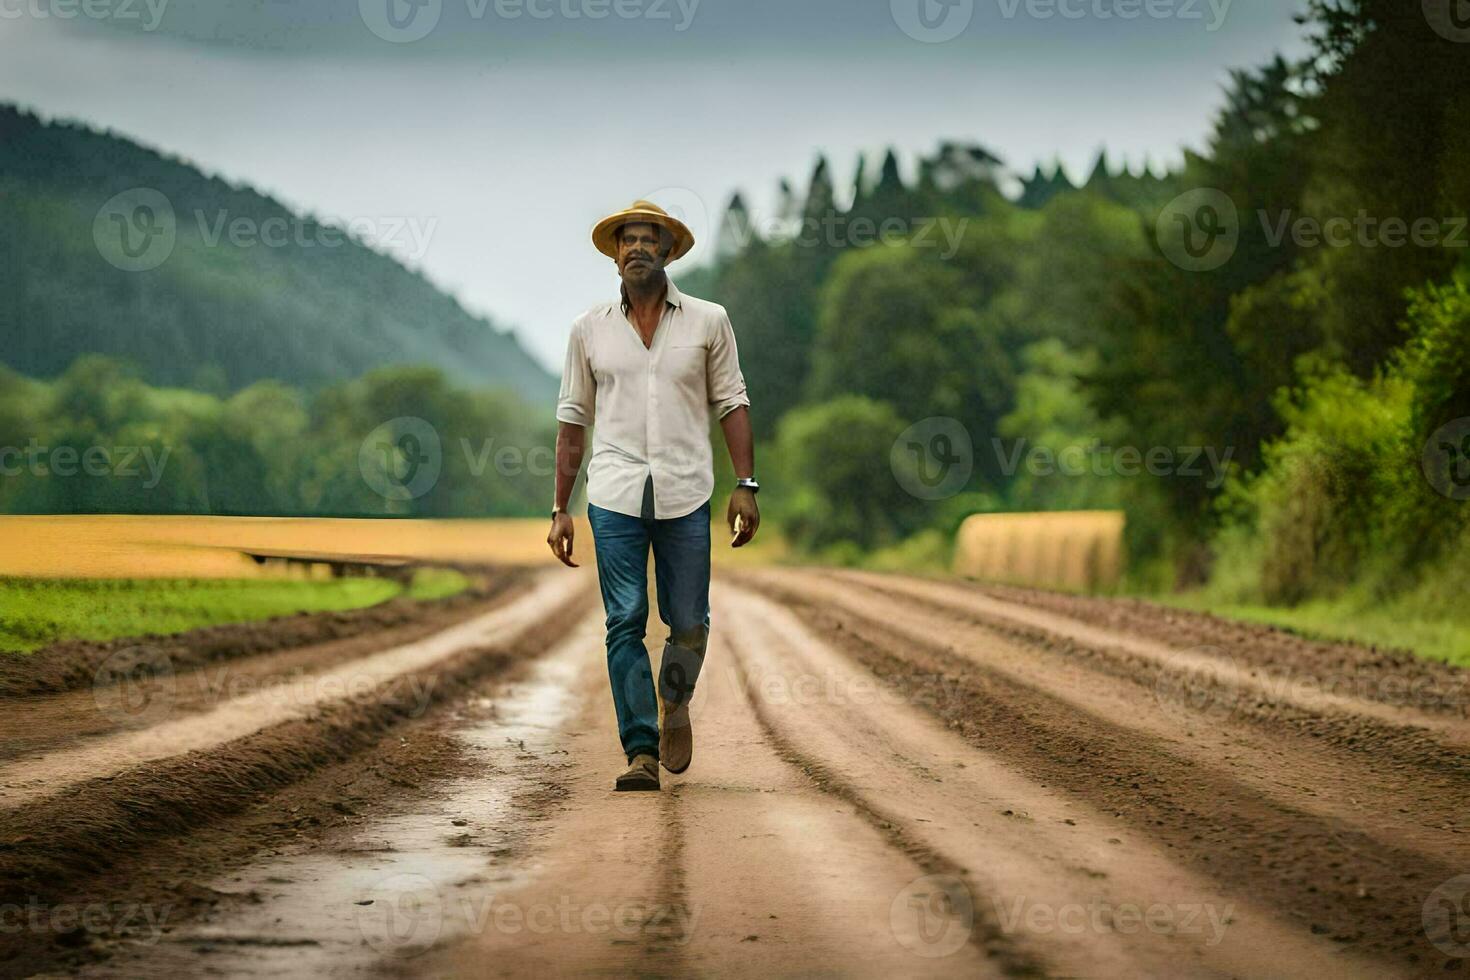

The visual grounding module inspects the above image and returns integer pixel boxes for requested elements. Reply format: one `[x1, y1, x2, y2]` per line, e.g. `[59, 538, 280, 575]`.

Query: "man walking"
[548, 200, 760, 792]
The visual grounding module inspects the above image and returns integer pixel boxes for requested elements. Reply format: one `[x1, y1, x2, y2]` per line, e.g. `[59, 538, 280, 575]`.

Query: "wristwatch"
[735, 477, 760, 494]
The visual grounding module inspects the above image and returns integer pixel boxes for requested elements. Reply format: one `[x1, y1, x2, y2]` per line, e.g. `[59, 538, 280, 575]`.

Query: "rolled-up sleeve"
[707, 308, 750, 419]
[555, 319, 595, 427]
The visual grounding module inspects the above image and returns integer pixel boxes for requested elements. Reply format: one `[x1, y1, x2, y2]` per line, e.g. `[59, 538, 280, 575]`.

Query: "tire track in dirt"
[67, 611, 612, 980]
[0, 571, 588, 810]
[715, 580, 1404, 978]
[0, 571, 599, 935]
[829, 568, 1470, 750]
[953, 576, 1469, 716]
[0, 572, 535, 763]
[739, 567, 1468, 867]
[726, 569, 1463, 972]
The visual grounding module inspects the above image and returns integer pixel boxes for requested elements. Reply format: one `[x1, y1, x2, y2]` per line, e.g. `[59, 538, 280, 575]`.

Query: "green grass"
[405, 567, 470, 601]
[1156, 591, 1470, 669]
[0, 567, 471, 654]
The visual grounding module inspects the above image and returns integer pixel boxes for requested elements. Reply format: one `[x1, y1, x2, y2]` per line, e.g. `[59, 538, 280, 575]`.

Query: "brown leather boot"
[614, 753, 660, 792]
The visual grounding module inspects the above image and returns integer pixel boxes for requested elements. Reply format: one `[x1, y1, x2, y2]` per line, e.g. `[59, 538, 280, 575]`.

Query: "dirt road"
[2, 564, 1465, 977]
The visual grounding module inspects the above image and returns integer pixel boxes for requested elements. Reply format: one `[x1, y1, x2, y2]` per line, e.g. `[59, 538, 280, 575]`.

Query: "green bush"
[1215, 281, 1470, 605]
[773, 396, 924, 552]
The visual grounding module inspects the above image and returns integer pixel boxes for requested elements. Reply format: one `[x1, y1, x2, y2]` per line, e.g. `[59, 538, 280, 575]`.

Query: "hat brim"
[592, 209, 695, 263]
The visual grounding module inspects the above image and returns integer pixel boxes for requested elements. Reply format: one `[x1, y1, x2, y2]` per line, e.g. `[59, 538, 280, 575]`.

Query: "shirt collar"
[618, 275, 683, 312]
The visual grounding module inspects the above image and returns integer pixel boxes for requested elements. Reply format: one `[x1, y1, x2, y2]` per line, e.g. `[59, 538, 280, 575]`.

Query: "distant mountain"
[0, 104, 554, 404]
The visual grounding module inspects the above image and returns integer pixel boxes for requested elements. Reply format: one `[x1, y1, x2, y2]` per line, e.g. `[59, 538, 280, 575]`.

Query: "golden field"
[0, 513, 786, 579]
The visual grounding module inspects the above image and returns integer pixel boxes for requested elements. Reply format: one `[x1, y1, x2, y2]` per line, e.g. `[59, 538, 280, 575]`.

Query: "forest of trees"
[683, 0, 1469, 615]
[0, 357, 554, 517]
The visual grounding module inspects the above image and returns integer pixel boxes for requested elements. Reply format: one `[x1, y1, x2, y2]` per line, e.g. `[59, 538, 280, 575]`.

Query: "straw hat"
[592, 200, 695, 263]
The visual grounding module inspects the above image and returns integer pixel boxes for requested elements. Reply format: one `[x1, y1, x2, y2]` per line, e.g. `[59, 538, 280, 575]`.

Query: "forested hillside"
[0, 104, 553, 404]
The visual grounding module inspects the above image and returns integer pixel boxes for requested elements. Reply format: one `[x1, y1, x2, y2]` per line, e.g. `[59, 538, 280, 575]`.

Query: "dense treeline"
[686, 0, 1469, 613]
[0, 104, 554, 404]
[0, 357, 555, 517]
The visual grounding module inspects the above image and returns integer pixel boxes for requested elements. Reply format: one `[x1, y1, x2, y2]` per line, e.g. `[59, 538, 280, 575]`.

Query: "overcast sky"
[1, 0, 1308, 372]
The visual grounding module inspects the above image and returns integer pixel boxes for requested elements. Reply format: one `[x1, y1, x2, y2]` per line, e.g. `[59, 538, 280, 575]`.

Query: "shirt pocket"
[661, 343, 708, 393]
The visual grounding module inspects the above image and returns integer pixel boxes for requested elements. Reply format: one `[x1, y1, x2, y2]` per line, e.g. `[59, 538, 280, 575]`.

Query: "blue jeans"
[587, 489, 711, 762]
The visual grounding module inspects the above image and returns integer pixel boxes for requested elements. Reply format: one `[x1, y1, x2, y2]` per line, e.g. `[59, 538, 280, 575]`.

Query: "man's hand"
[727, 487, 759, 548]
[547, 512, 579, 567]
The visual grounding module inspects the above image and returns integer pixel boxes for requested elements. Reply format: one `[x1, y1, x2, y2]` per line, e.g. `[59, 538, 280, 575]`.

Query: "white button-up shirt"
[556, 278, 750, 520]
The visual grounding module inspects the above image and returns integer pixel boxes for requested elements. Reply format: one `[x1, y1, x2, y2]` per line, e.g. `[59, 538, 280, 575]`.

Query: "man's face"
[616, 222, 671, 287]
